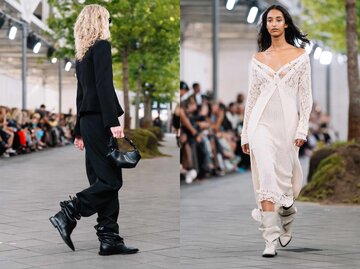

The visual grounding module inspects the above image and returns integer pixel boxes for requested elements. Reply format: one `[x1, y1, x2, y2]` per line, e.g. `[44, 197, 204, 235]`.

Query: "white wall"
[0, 72, 75, 113]
[0, 73, 22, 108]
[218, 41, 257, 104]
[180, 41, 212, 94]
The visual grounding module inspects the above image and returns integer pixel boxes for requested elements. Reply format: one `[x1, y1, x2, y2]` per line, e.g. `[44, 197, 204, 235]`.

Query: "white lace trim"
[241, 62, 267, 146]
[257, 190, 294, 208]
[295, 57, 313, 140]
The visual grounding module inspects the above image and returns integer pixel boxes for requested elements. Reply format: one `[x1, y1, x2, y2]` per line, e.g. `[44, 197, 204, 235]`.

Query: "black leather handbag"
[106, 136, 141, 168]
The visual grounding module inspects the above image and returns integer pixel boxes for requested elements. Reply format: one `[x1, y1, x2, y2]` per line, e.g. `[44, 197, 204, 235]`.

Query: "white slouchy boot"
[278, 204, 297, 247]
[259, 211, 280, 258]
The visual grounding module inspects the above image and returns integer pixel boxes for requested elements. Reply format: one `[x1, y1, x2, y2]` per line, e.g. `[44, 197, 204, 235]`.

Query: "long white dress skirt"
[251, 87, 294, 207]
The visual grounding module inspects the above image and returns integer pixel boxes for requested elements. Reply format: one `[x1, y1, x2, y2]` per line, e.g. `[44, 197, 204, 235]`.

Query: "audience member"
[0, 104, 76, 158]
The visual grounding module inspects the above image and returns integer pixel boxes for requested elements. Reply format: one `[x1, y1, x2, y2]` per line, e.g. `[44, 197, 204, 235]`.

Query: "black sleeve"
[92, 40, 120, 128]
[74, 80, 83, 137]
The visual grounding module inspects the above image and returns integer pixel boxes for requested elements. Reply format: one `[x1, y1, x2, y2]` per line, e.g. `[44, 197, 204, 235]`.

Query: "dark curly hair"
[257, 5, 310, 52]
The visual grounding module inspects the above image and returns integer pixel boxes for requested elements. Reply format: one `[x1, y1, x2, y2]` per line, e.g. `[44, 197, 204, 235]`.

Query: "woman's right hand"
[241, 143, 250, 155]
[110, 126, 125, 138]
[74, 137, 84, 151]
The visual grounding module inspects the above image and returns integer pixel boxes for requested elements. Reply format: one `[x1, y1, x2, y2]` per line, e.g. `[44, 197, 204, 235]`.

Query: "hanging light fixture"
[226, 0, 236, 10]
[64, 58, 72, 71]
[0, 14, 5, 29]
[47, 46, 57, 64]
[27, 33, 42, 53]
[247, 6, 259, 24]
[320, 51, 333, 65]
[8, 25, 17, 40]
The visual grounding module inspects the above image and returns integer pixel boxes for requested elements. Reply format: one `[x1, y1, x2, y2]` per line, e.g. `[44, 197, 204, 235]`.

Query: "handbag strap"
[108, 136, 138, 151]
[123, 136, 138, 150]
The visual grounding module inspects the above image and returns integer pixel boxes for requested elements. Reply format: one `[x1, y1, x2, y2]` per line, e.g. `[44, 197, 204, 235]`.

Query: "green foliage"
[300, 0, 360, 52]
[146, 126, 164, 141]
[46, 0, 179, 102]
[314, 139, 356, 152]
[330, 139, 356, 148]
[124, 128, 167, 158]
[299, 153, 346, 201]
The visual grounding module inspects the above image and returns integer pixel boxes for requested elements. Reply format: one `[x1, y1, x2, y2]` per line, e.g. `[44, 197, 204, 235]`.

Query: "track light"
[33, 42, 41, 53]
[313, 46, 322, 60]
[305, 41, 313, 54]
[226, 0, 236, 10]
[27, 33, 42, 53]
[0, 15, 5, 29]
[337, 54, 347, 64]
[64, 58, 72, 71]
[247, 6, 259, 24]
[47, 47, 57, 63]
[320, 51, 332, 65]
[8, 25, 17, 40]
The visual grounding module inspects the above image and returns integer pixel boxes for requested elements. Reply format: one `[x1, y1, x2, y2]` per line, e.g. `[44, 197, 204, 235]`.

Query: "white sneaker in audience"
[6, 148, 16, 155]
[185, 169, 197, 184]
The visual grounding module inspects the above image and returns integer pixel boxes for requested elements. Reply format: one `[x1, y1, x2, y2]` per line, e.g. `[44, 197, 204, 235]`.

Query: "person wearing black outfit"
[49, 4, 138, 256]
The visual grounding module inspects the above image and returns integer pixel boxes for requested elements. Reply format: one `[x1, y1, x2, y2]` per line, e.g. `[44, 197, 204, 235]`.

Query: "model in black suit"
[49, 5, 138, 256]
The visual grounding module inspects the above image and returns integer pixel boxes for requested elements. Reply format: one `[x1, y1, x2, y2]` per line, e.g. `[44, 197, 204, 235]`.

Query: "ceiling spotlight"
[64, 59, 72, 71]
[0, 15, 5, 29]
[27, 34, 41, 53]
[8, 25, 17, 40]
[247, 6, 259, 24]
[305, 41, 313, 54]
[313, 46, 323, 60]
[226, 0, 236, 10]
[33, 42, 41, 53]
[320, 51, 332, 65]
[47, 46, 57, 63]
[337, 54, 347, 64]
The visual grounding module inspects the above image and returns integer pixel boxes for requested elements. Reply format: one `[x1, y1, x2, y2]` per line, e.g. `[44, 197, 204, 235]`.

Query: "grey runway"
[0, 134, 179, 269]
[181, 157, 360, 269]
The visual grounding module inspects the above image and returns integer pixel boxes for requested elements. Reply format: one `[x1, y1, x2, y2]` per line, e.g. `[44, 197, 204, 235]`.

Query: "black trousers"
[76, 114, 123, 233]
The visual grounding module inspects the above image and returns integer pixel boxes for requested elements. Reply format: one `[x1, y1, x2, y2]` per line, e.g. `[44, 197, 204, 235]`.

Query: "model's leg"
[84, 152, 120, 234]
[261, 201, 275, 212]
[95, 182, 120, 234]
[79, 114, 138, 255]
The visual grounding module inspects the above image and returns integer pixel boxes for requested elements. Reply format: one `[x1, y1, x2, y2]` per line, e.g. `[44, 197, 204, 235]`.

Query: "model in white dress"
[241, 52, 313, 255]
[241, 51, 312, 207]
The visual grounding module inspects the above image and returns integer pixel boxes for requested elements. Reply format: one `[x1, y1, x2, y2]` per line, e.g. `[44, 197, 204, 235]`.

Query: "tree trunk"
[122, 48, 131, 129]
[144, 94, 153, 127]
[346, 0, 360, 141]
[135, 76, 141, 129]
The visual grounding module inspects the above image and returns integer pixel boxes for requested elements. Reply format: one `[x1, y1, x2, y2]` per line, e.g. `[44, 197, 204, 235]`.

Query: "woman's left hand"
[110, 126, 125, 138]
[294, 139, 305, 147]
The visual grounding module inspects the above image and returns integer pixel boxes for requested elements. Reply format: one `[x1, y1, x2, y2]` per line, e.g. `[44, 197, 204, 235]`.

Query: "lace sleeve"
[241, 63, 262, 146]
[295, 56, 313, 141]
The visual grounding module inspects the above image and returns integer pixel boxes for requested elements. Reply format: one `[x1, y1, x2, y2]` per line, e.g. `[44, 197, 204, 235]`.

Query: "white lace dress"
[241, 52, 313, 208]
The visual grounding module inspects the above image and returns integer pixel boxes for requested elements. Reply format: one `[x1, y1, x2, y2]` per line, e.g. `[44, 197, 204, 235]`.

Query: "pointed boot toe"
[50, 213, 76, 251]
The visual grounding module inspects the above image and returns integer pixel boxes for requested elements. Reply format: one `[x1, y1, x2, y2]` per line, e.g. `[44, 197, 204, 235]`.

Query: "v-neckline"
[252, 52, 307, 74]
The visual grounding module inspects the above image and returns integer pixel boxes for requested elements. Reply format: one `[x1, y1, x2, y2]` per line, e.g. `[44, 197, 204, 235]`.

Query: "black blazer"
[74, 39, 124, 136]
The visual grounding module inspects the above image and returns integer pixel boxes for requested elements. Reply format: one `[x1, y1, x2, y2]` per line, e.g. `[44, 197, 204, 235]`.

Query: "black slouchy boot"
[49, 196, 81, 251]
[95, 226, 139, 256]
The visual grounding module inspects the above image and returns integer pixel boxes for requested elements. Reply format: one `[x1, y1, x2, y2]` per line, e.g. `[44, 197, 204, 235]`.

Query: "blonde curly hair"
[74, 4, 111, 61]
